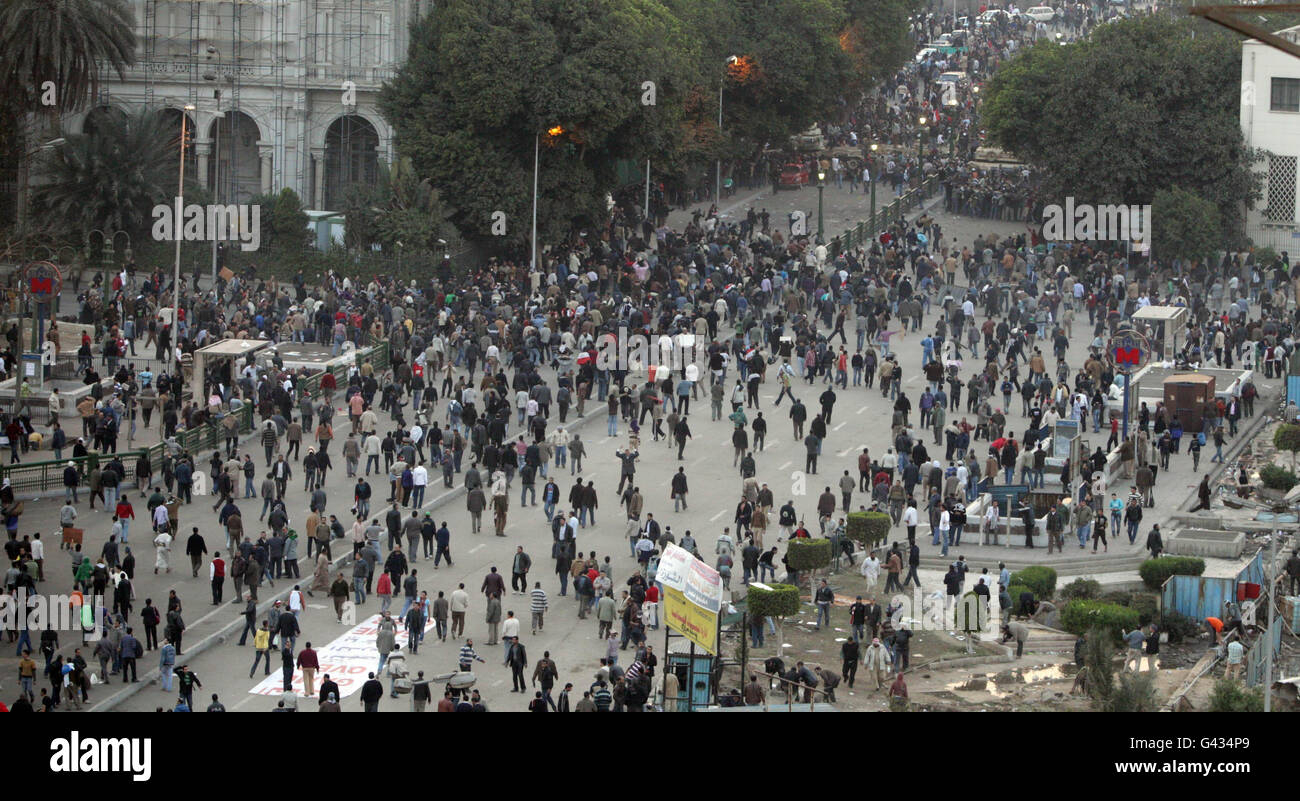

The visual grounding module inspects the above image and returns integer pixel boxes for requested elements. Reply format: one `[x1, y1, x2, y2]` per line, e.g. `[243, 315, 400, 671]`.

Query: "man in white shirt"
[411, 464, 429, 509]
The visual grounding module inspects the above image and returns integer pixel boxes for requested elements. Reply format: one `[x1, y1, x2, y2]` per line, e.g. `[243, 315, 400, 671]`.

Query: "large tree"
[0, 0, 137, 230]
[983, 14, 1259, 246]
[379, 0, 699, 249]
[31, 109, 177, 243]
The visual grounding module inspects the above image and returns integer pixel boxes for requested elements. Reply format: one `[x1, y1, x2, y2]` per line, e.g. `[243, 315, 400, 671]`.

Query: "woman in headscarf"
[309, 550, 330, 596]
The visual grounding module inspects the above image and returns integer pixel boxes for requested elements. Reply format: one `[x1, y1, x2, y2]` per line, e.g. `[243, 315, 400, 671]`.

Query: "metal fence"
[1, 336, 391, 495]
[827, 175, 941, 260]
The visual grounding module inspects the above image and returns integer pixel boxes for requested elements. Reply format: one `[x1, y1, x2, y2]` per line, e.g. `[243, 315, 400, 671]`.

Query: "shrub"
[1010, 566, 1057, 599]
[1104, 671, 1159, 712]
[1060, 601, 1140, 642]
[1138, 557, 1205, 590]
[1083, 627, 1116, 706]
[1060, 578, 1102, 601]
[1006, 584, 1033, 606]
[1273, 424, 1300, 470]
[1161, 610, 1202, 644]
[1208, 679, 1265, 712]
[1260, 465, 1298, 492]
[786, 538, 832, 572]
[1129, 593, 1159, 626]
[847, 511, 890, 547]
[746, 583, 801, 619]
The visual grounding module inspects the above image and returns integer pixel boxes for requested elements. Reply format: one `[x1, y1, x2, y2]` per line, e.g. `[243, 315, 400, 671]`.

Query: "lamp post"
[716, 55, 739, 210]
[531, 125, 563, 272]
[869, 143, 878, 234]
[204, 46, 233, 289]
[916, 115, 928, 186]
[173, 104, 196, 389]
[816, 170, 826, 241]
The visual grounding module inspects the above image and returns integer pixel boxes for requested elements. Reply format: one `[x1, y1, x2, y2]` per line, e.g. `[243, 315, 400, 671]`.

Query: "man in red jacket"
[296, 642, 319, 697]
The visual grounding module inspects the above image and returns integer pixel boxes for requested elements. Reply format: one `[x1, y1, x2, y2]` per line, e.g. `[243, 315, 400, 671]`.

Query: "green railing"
[1, 336, 392, 495]
[828, 175, 941, 259]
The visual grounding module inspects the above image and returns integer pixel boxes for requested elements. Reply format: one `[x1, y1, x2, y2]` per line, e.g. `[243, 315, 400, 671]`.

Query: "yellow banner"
[663, 585, 718, 654]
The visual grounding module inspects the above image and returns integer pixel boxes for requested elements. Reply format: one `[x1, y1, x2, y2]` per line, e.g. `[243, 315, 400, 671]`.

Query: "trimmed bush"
[786, 538, 832, 572]
[1260, 465, 1298, 492]
[1060, 578, 1103, 601]
[1129, 593, 1159, 626]
[847, 511, 890, 548]
[1060, 600, 1140, 642]
[1208, 679, 1265, 712]
[1161, 610, 1203, 644]
[1010, 566, 1057, 599]
[1006, 584, 1033, 610]
[746, 583, 801, 619]
[1139, 557, 1205, 590]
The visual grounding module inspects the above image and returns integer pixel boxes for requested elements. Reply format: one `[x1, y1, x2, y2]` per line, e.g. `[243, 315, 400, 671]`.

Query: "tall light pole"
[173, 104, 196, 389]
[816, 170, 825, 241]
[531, 132, 539, 272]
[716, 55, 739, 210]
[916, 115, 928, 181]
[531, 126, 563, 272]
[869, 143, 878, 233]
[204, 45, 225, 289]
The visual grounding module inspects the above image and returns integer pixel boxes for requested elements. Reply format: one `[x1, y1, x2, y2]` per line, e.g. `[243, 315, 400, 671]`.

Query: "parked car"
[976, 9, 1009, 26]
[915, 46, 938, 63]
[1024, 5, 1057, 21]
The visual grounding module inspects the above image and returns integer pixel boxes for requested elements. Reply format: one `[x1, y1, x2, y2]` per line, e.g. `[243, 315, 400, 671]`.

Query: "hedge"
[1060, 600, 1140, 642]
[786, 538, 832, 571]
[847, 511, 891, 547]
[1138, 557, 1205, 590]
[1060, 578, 1102, 601]
[1161, 610, 1203, 644]
[746, 583, 801, 619]
[1010, 566, 1057, 599]
[1006, 584, 1033, 608]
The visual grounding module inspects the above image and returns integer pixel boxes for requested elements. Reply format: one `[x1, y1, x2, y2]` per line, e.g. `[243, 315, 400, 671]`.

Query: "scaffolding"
[131, 0, 402, 209]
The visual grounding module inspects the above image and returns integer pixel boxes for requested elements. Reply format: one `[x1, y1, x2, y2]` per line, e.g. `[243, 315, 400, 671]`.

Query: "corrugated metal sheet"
[1245, 617, 1284, 688]
[1289, 376, 1300, 408]
[1163, 575, 1235, 620]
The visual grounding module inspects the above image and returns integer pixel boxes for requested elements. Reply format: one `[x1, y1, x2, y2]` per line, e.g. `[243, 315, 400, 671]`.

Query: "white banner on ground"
[248, 612, 434, 699]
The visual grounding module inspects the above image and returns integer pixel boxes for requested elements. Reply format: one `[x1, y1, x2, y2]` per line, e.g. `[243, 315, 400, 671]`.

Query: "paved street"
[0, 185, 1265, 713]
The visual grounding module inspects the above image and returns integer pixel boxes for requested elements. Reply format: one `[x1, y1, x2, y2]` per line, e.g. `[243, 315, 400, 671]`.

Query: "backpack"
[1196, 432, 1206, 447]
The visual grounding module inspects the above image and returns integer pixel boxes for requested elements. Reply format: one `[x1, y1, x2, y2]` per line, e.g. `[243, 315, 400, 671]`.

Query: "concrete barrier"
[1165, 528, 1245, 559]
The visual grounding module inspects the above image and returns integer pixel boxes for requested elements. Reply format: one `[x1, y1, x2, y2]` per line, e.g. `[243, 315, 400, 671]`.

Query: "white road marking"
[834, 422, 846, 431]
[469, 544, 485, 553]
[709, 509, 727, 521]
[778, 461, 791, 470]
[857, 406, 868, 414]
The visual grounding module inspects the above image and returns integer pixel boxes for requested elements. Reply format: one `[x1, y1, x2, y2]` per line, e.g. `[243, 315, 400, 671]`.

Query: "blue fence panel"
[1289, 376, 1300, 408]
[1162, 575, 1235, 621]
[1236, 550, 1264, 586]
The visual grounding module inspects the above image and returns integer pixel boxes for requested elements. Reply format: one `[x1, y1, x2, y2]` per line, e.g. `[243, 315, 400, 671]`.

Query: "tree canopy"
[983, 14, 1259, 246]
[380, 0, 914, 249]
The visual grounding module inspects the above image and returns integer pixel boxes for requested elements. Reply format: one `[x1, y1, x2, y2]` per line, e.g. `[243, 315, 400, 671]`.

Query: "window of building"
[1264, 154, 1298, 223]
[1271, 77, 1300, 112]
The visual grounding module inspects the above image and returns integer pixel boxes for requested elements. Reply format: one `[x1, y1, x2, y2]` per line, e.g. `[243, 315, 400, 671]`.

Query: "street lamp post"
[173, 104, 196, 391]
[816, 171, 825, 240]
[716, 55, 739, 210]
[531, 132, 539, 272]
[916, 115, 928, 185]
[869, 143, 878, 234]
[204, 46, 228, 289]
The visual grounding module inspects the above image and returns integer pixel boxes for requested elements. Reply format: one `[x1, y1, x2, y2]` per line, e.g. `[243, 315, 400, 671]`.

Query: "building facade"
[76, 0, 431, 211]
[1241, 25, 1300, 254]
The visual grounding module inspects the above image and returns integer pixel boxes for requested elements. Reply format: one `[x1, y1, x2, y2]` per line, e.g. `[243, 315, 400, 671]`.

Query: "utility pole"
[1264, 526, 1278, 711]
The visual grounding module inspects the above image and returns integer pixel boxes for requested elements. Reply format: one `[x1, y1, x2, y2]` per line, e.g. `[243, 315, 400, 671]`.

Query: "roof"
[194, 338, 272, 357]
[1131, 305, 1188, 322]
[1164, 373, 1215, 386]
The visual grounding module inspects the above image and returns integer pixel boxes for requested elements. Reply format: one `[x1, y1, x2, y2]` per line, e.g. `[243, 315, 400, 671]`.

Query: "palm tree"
[0, 0, 137, 228]
[32, 109, 179, 243]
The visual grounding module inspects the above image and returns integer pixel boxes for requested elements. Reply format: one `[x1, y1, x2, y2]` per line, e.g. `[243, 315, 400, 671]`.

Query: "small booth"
[1130, 305, 1189, 362]
[190, 338, 273, 404]
[1163, 373, 1216, 432]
